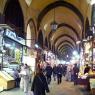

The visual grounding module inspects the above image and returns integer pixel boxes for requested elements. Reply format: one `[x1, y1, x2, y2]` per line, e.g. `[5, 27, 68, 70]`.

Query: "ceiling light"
[50, 8, 58, 32]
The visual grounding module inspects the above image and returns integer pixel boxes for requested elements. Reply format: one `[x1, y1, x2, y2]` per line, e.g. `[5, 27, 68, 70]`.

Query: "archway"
[26, 19, 36, 49]
[38, 30, 43, 48]
[4, 0, 24, 38]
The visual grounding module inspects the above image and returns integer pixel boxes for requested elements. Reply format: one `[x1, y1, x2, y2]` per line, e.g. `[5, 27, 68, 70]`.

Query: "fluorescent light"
[35, 44, 39, 48]
[83, 39, 87, 42]
[76, 41, 81, 44]
[73, 50, 78, 55]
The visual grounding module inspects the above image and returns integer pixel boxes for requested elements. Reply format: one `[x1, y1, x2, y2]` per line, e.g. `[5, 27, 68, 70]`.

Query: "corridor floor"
[0, 78, 91, 95]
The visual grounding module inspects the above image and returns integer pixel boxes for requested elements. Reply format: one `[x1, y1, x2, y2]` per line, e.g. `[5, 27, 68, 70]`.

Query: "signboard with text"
[4, 29, 25, 45]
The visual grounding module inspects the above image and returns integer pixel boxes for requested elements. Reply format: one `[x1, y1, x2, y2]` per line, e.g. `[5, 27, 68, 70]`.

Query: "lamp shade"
[50, 21, 58, 32]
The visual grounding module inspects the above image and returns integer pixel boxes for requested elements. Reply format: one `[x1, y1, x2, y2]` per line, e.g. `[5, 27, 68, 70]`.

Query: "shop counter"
[77, 78, 87, 85]
[0, 71, 15, 90]
[77, 74, 95, 90]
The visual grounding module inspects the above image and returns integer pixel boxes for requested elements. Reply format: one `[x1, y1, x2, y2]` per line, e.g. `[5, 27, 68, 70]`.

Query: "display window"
[0, 36, 25, 68]
[0, 32, 4, 68]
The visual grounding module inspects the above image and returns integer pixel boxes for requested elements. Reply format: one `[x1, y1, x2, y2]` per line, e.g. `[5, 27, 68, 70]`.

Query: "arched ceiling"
[31, 0, 87, 60]
[19, 0, 89, 60]
[56, 40, 75, 51]
[1, 0, 89, 60]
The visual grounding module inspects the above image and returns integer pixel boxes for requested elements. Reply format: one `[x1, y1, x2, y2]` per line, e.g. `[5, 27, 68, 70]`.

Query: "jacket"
[31, 74, 49, 95]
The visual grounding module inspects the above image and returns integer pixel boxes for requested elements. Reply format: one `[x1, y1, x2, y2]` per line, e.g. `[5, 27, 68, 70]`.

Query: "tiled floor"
[0, 77, 91, 95]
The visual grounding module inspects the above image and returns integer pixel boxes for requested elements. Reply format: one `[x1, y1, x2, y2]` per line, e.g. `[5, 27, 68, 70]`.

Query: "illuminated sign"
[4, 29, 25, 45]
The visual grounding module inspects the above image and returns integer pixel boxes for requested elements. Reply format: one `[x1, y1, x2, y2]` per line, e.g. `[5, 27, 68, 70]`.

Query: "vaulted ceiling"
[31, 0, 90, 60]
[0, 0, 91, 60]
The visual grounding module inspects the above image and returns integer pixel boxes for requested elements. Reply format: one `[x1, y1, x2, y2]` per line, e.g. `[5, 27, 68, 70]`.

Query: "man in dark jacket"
[31, 68, 49, 95]
[45, 64, 53, 84]
[73, 64, 79, 85]
[52, 64, 57, 81]
[56, 64, 63, 84]
[84, 64, 90, 74]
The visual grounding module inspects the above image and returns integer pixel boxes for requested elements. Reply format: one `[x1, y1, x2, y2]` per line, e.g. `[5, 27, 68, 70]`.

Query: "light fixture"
[50, 8, 58, 32]
[35, 44, 39, 48]
[73, 50, 78, 56]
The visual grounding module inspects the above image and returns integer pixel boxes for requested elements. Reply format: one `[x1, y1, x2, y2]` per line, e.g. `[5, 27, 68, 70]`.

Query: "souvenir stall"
[78, 42, 91, 77]
[0, 25, 27, 91]
[45, 51, 56, 67]
[77, 41, 95, 91]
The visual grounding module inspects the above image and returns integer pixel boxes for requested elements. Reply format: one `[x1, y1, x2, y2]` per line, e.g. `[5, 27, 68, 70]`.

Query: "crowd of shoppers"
[11, 62, 84, 95]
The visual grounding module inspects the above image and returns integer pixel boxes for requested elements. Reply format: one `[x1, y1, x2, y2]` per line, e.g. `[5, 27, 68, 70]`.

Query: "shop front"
[0, 26, 26, 91]
[0, 28, 26, 70]
[77, 40, 95, 91]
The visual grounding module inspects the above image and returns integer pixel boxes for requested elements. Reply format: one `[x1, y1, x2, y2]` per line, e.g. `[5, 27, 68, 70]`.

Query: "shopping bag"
[28, 91, 34, 95]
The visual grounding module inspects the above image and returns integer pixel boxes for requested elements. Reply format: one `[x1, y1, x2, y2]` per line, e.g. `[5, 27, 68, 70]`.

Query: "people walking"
[52, 64, 57, 81]
[13, 68, 20, 87]
[72, 64, 79, 85]
[84, 64, 90, 74]
[62, 64, 67, 76]
[65, 65, 72, 81]
[31, 68, 49, 95]
[56, 64, 63, 84]
[45, 63, 53, 84]
[19, 64, 30, 95]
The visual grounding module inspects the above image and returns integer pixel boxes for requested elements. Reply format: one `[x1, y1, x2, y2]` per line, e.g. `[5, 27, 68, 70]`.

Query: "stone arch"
[26, 18, 36, 48]
[37, 0, 84, 30]
[56, 40, 75, 51]
[59, 44, 74, 52]
[54, 34, 76, 45]
[85, 18, 92, 38]
[4, 0, 24, 38]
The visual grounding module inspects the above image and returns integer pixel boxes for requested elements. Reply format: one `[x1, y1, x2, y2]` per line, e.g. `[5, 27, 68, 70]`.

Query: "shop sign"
[5, 29, 16, 39]
[4, 29, 25, 45]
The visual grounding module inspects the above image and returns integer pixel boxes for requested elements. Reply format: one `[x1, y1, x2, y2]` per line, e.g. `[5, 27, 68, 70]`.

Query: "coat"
[31, 73, 49, 95]
[45, 66, 53, 76]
